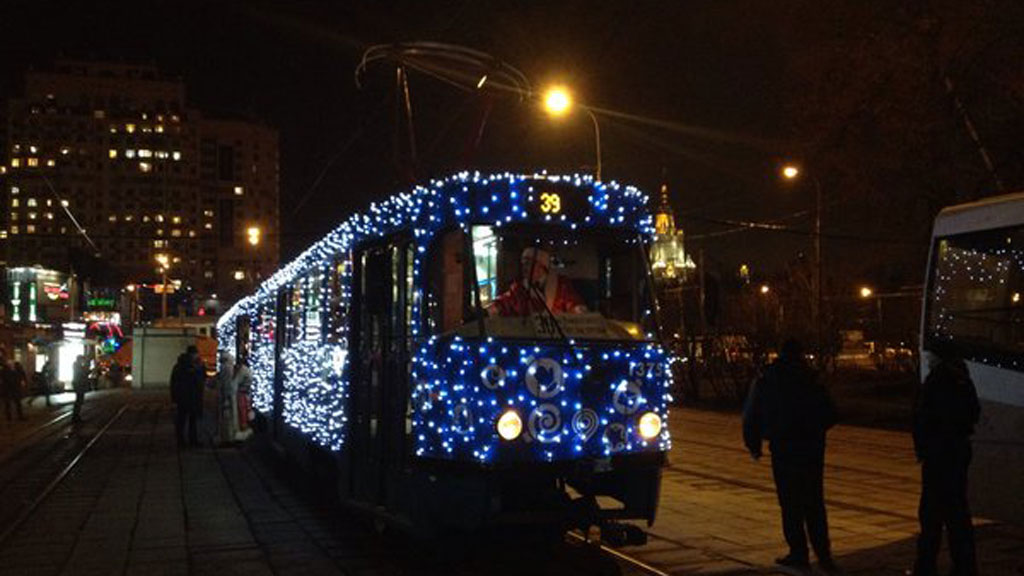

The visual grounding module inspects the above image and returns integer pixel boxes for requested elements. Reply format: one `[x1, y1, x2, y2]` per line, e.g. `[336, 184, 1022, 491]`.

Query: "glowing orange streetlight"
[541, 84, 601, 180]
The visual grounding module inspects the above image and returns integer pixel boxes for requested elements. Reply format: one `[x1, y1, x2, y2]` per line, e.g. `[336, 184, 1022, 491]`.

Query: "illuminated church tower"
[649, 182, 694, 281]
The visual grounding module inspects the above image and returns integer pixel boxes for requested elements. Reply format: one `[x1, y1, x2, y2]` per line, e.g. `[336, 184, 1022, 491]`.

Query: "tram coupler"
[599, 521, 648, 548]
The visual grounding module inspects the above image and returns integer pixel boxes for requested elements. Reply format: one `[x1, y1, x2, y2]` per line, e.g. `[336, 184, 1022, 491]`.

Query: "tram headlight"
[497, 410, 523, 441]
[638, 412, 662, 440]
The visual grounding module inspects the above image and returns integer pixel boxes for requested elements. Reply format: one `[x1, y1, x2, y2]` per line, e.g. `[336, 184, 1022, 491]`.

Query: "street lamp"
[155, 253, 171, 319]
[542, 84, 602, 181]
[859, 286, 873, 299]
[781, 162, 823, 357]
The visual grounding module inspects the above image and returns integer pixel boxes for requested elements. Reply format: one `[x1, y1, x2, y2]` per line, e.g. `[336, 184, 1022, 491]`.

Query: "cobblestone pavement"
[626, 408, 1024, 575]
[1, 393, 1021, 575]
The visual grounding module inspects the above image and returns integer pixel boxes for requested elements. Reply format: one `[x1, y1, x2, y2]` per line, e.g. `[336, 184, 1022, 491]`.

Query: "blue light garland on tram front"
[217, 172, 671, 459]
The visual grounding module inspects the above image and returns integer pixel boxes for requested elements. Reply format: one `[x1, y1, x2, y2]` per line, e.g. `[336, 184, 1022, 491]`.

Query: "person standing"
[41, 358, 56, 407]
[743, 339, 839, 574]
[214, 351, 238, 444]
[233, 357, 253, 441]
[911, 342, 980, 576]
[71, 355, 90, 424]
[1, 350, 26, 422]
[171, 346, 206, 448]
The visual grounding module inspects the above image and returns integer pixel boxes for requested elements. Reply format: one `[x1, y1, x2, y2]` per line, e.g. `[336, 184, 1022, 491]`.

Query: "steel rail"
[0, 404, 128, 546]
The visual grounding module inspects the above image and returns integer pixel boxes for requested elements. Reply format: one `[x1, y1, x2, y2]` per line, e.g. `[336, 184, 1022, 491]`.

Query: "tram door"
[352, 239, 412, 505]
[353, 245, 390, 504]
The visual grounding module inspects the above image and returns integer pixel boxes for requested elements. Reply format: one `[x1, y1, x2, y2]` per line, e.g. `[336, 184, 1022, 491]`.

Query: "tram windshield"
[466, 224, 656, 341]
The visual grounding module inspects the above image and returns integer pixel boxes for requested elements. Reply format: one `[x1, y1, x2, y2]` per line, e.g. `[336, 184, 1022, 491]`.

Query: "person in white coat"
[232, 358, 254, 441]
[216, 352, 238, 444]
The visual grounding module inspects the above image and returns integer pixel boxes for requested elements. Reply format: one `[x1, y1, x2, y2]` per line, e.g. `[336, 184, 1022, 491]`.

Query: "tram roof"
[218, 172, 654, 328]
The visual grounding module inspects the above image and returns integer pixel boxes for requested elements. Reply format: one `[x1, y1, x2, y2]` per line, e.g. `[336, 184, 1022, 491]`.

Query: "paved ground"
[630, 409, 1024, 575]
[1, 391, 1022, 575]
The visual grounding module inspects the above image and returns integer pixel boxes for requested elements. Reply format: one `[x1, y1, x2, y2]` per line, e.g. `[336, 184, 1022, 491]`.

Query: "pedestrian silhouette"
[743, 338, 839, 574]
[71, 355, 90, 424]
[171, 345, 206, 448]
[1, 349, 26, 422]
[911, 340, 979, 576]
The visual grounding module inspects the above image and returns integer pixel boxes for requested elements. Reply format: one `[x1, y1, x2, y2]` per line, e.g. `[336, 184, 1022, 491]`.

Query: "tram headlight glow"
[497, 410, 523, 441]
[638, 412, 662, 440]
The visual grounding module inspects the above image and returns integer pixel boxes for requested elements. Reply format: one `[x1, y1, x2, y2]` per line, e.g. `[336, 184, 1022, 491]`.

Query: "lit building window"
[109, 126, 117, 134]
[203, 210, 214, 217]
[155, 214, 164, 223]
[125, 215, 133, 222]
[126, 123, 136, 133]
[125, 149, 136, 159]
[94, 110, 106, 119]
[233, 270, 245, 281]
[233, 186, 244, 196]
[188, 230, 196, 238]
[0, 231, 7, 239]
[27, 198, 36, 207]
[155, 125, 164, 133]
[153, 240, 166, 248]
[171, 229, 181, 237]
[143, 216, 151, 223]
[155, 150, 168, 159]
[11, 199, 18, 207]
[172, 151, 181, 161]
[109, 149, 118, 159]
[172, 216, 181, 224]
[108, 215, 117, 222]
[61, 200, 69, 207]
[26, 225, 35, 234]
[60, 147, 70, 155]
[10, 159, 20, 168]
[12, 145, 20, 153]
[27, 158, 38, 167]
[138, 149, 152, 158]
[10, 187, 18, 195]
[204, 271, 214, 279]
[156, 228, 164, 236]
[45, 212, 53, 220]
[10, 212, 17, 221]
[139, 162, 151, 173]
[28, 212, 37, 220]
[29, 145, 37, 154]
[172, 256, 181, 263]
[46, 159, 55, 167]
[203, 223, 213, 230]
[11, 226, 19, 234]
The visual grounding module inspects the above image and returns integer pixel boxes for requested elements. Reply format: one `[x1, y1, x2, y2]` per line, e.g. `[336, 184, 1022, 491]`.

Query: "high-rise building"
[0, 60, 278, 317]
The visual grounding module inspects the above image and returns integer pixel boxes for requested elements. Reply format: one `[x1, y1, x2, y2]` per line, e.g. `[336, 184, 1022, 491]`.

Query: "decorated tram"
[217, 172, 673, 538]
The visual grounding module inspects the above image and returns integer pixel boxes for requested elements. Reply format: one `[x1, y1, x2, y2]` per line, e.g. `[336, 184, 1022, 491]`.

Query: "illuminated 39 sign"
[539, 192, 561, 214]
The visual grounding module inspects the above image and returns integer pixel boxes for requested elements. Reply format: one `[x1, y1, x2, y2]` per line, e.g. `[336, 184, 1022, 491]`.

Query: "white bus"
[923, 192, 1024, 524]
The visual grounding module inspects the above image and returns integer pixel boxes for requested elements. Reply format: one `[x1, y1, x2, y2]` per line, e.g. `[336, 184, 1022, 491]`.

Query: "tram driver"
[489, 246, 586, 317]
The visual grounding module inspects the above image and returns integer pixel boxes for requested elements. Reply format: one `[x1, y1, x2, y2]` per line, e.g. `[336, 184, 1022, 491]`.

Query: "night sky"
[2, 1, 1019, 285]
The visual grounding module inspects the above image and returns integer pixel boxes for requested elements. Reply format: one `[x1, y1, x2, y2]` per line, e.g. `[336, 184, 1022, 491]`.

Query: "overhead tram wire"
[41, 175, 101, 257]
[683, 212, 922, 246]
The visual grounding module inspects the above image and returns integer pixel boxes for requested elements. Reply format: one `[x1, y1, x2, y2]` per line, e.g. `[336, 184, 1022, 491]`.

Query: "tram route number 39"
[631, 361, 664, 378]
[539, 192, 561, 214]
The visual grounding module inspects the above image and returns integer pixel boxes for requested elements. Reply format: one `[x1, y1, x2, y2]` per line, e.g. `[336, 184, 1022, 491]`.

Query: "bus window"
[473, 225, 499, 307]
[286, 282, 303, 346]
[926, 226, 1024, 366]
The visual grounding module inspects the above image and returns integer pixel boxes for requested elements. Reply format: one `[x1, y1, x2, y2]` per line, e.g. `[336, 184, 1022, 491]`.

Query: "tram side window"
[286, 282, 303, 346]
[926, 226, 1024, 367]
[327, 254, 352, 344]
[304, 270, 323, 343]
[425, 229, 475, 335]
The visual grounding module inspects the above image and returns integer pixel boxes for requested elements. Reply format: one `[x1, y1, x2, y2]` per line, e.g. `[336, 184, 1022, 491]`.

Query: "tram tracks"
[0, 402, 127, 547]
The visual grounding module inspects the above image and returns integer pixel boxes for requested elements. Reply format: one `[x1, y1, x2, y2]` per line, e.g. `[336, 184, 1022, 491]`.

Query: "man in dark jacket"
[911, 341, 980, 576]
[1, 351, 26, 422]
[170, 346, 205, 447]
[744, 339, 839, 573]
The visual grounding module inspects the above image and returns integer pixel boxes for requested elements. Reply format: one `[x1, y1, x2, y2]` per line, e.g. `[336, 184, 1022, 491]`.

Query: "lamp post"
[781, 164, 823, 356]
[542, 85, 602, 181]
[155, 254, 171, 320]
